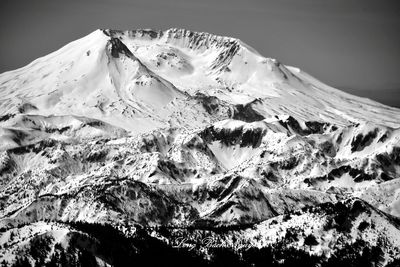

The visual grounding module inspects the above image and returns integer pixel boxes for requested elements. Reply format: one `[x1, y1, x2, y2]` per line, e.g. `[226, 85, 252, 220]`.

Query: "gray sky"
[1, 0, 399, 107]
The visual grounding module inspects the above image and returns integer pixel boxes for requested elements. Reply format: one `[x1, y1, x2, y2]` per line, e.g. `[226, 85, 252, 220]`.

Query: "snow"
[1, 28, 400, 264]
[209, 142, 258, 170]
[2, 28, 399, 136]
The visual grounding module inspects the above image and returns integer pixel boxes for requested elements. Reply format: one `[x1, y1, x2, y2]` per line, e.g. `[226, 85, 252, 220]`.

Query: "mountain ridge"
[1, 28, 400, 266]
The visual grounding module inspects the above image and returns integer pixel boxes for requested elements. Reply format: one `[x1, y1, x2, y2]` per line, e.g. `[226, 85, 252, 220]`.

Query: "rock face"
[0, 28, 400, 266]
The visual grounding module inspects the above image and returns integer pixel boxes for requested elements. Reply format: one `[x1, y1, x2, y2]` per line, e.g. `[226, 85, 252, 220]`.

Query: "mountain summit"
[1, 29, 400, 266]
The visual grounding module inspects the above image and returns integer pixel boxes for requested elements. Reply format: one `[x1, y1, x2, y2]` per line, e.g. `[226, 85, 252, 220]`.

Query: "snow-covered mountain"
[1, 28, 400, 266]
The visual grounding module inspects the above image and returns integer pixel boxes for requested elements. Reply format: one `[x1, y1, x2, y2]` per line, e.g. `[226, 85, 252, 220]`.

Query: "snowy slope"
[1, 28, 400, 266]
[1, 28, 399, 133]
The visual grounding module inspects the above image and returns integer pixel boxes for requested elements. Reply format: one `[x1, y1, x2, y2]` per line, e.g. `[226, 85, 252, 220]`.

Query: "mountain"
[0, 28, 400, 266]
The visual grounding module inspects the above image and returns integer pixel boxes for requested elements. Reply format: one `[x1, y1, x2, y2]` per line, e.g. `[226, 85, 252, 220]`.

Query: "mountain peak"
[102, 28, 245, 54]
[1, 28, 399, 132]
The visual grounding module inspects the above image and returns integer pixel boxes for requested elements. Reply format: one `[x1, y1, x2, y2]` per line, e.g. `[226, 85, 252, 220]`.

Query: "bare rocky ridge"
[0, 28, 400, 266]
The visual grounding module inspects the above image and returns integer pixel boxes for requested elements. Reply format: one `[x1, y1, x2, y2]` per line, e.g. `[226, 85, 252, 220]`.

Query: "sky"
[1, 0, 400, 107]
